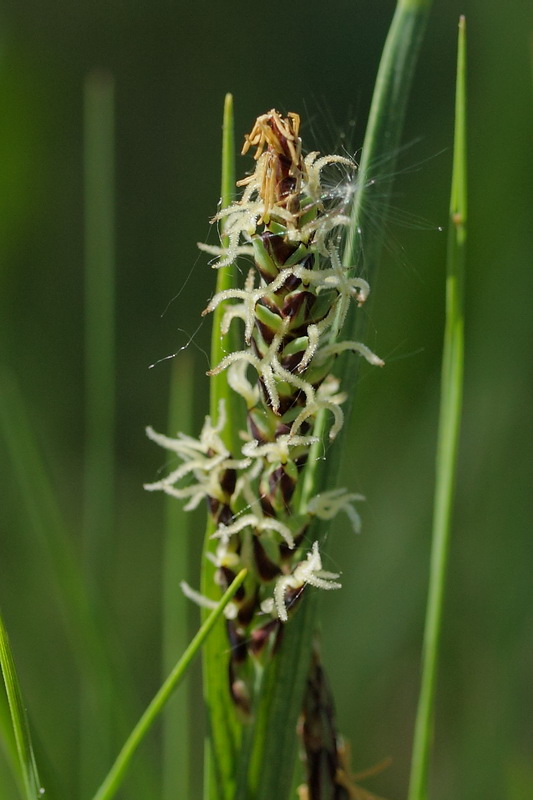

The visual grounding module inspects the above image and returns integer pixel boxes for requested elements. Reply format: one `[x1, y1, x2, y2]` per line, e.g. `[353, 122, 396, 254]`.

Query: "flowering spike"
[145, 109, 383, 711]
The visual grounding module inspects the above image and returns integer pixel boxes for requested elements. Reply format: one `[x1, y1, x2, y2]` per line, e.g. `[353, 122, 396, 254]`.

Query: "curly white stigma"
[273, 542, 341, 623]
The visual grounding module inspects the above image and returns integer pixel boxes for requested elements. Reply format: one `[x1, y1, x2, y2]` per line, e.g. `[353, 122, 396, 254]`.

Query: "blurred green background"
[1, 0, 532, 798]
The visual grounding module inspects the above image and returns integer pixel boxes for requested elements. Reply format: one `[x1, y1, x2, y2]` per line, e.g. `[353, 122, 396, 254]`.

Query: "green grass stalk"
[408, 16, 467, 800]
[0, 610, 42, 800]
[209, 92, 244, 453]
[202, 94, 244, 800]
[0, 685, 22, 797]
[91, 569, 247, 800]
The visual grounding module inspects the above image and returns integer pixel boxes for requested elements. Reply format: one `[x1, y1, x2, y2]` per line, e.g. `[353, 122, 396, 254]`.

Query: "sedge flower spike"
[146, 109, 383, 712]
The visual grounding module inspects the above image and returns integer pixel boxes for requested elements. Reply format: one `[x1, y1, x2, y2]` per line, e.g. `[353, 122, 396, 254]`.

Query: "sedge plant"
[1, 1, 470, 799]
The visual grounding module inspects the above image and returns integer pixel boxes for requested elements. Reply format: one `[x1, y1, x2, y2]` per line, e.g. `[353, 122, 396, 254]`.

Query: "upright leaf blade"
[408, 16, 467, 800]
[92, 569, 247, 800]
[0, 610, 42, 800]
[202, 93, 243, 800]
[209, 92, 244, 454]
[0, 683, 23, 796]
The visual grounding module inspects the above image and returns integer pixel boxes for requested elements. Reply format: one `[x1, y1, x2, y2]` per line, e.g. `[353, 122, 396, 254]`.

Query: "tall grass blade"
[0, 683, 24, 796]
[234, 596, 318, 800]
[209, 92, 244, 452]
[91, 569, 247, 800]
[202, 93, 244, 800]
[162, 355, 194, 800]
[408, 16, 467, 800]
[0, 610, 43, 800]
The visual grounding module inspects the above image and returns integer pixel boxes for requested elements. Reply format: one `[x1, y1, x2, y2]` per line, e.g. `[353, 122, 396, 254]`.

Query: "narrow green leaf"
[209, 92, 244, 456]
[408, 16, 467, 800]
[0, 610, 43, 800]
[0, 683, 24, 796]
[202, 93, 244, 800]
[91, 569, 247, 800]
[236, 594, 318, 800]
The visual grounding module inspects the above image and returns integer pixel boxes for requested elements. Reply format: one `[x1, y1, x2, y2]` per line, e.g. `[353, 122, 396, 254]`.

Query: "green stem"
[408, 16, 467, 800]
[91, 569, 247, 800]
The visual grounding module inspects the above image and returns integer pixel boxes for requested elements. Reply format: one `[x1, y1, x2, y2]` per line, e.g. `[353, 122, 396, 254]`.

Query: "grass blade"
[0, 683, 24, 796]
[202, 93, 244, 800]
[91, 569, 247, 800]
[209, 92, 243, 453]
[0, 610, 43, 800]
[235, 594, 318, 800]
[408, 15, 467, 800]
